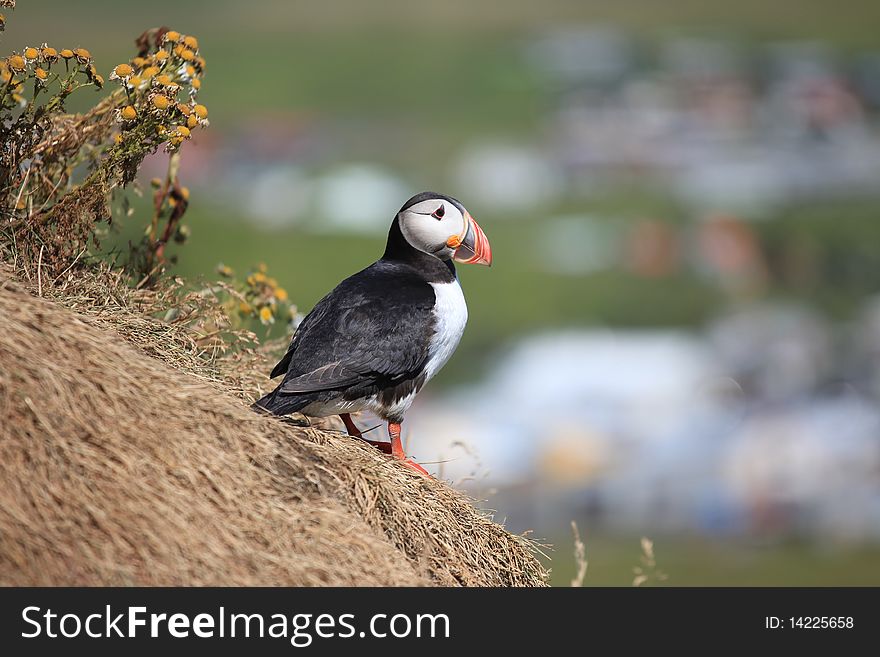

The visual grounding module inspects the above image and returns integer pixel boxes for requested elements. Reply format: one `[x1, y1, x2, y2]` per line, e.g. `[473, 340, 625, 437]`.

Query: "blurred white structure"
[312, 164, 410, 234]
[452, 143, 563, 213]
[245, 166, 312, 229]
[413, 329, 725, 488]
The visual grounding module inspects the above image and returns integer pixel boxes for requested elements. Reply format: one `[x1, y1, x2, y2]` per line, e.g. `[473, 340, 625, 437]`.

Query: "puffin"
[253, 191, 492, 475]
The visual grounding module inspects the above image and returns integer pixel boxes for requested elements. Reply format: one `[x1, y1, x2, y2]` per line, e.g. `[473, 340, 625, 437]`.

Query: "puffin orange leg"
[388, 422, 430, 477]
[340, 412, 362, 437]
[340, 413, 392, 454]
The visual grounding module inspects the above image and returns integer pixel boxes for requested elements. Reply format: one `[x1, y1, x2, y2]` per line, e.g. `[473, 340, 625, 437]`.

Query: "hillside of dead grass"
[0, 266, 547, 586]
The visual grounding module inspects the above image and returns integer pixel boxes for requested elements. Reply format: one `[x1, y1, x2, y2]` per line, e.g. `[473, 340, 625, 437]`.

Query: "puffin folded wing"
[278, 361, 363, 394]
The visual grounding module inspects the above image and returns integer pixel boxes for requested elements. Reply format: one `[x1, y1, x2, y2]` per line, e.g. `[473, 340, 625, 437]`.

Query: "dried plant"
[0, 9, 208, 283]
[570, 521, 588, 587]
[0, 8, 268, 398]
[632, 536, 668, 587]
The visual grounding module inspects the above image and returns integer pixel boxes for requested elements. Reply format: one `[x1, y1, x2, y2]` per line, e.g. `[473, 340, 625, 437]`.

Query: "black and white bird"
[253, 192, 492, 475]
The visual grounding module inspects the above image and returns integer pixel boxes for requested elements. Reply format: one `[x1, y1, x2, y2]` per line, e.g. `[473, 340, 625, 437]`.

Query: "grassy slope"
[0, 267, 548, 586]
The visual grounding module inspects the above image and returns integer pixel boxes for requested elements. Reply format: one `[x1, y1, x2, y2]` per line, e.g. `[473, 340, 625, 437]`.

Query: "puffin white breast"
[424, 279, 468, 382]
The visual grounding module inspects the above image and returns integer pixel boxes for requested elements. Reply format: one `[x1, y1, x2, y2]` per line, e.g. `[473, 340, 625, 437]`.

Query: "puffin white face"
[398, 197, 492, 265]
[398, 198, 466, 260]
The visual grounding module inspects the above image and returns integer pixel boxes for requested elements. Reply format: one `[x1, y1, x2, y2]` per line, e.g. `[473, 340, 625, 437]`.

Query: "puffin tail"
[251, 387, 312, 416]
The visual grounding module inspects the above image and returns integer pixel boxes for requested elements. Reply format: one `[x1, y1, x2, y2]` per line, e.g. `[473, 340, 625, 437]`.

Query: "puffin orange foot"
[387, 421, 430, 477]
[398, 457, 431, 477]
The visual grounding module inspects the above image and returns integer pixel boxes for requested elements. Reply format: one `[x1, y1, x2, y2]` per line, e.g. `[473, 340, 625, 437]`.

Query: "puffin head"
[394, 191, 492, 266]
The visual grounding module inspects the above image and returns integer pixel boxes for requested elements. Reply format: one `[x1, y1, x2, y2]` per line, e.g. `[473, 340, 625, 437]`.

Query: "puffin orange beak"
[452, 212, 492, 266]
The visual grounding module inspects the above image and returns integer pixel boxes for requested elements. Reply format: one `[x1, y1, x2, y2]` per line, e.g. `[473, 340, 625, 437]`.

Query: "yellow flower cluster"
[109, 29, 208, 152]
[1, 41, 103, 108]
[217, 262, 292, 327]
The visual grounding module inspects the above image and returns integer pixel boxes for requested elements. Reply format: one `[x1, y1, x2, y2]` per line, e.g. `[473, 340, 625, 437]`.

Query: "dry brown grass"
[0, 266, 548, 586]
[570, 521, 588, 587]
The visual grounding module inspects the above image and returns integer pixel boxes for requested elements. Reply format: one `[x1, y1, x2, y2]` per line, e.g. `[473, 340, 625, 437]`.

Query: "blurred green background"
[9, 0, 880, 585]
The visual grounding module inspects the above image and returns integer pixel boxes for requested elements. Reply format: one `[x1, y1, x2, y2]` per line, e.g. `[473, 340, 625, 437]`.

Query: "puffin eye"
[431, 205, 445, 220]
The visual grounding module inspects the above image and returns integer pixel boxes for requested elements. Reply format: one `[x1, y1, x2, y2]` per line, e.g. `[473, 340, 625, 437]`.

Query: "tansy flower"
[175, 125, 191, 139]
[155, 73, 172, 86]
[190, 78, 201, 91]
[187, 114, 199, 129]
[275, 288, 289, 301]
[110, 63, 133, 81]
[7, 54, 25, 72]
[155, 49, 169, 62]
[151, 94, 171, 110]
[60, 49, 74, 60]
[141, 66, 159, 79]
[164, 30, 181, 43]
[126, 75, 143, 89]
[179, 48, 195, 61]
[183, 35, 199, 50]
[23, 47, 40, 61]
[176, 103, 191, 115]
[239, 302, 252, 315]
[93, 73, 104, 88]
[120, 106, 137, 121]
[193, 104, 208, 119]
[131, 56, 147, 68]
[74, 47, 91, 64]
[34, 67, 48, 83]
[114, 134, 124, 145]
[185, 64, 196, 78]
[41, 46, 58, 63]
[259, 307, 274, 324]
